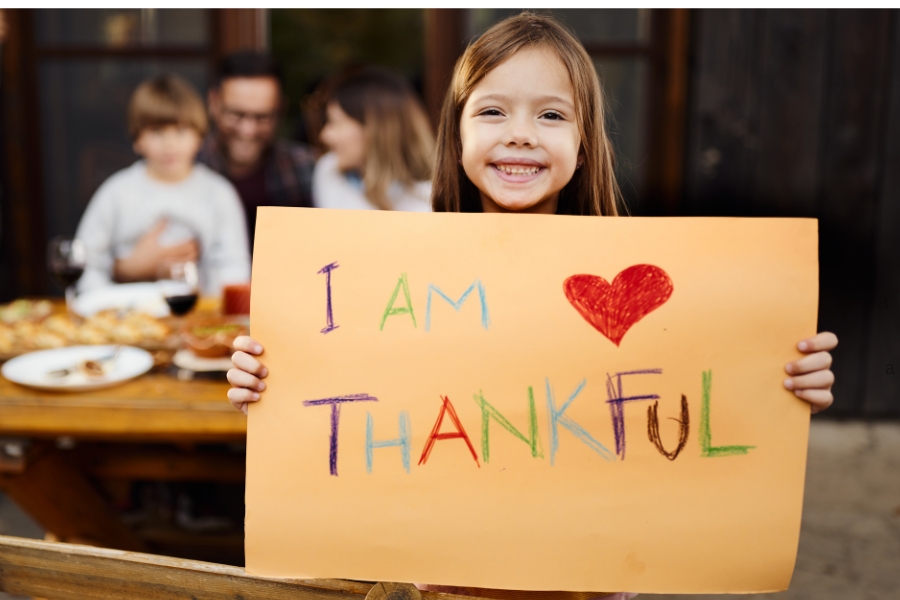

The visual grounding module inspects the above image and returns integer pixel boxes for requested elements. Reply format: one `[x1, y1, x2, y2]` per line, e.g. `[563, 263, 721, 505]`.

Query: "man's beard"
[220, 133, 268, 170]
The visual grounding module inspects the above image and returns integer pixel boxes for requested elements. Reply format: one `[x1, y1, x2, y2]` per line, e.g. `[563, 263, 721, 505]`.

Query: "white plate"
[1, 345, 153, 392]
[73, 283, 170, 318]
[172, 349, 233, 372]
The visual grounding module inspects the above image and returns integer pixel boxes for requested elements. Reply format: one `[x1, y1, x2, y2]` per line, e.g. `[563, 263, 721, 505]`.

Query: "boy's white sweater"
[75, 160, 250, 296]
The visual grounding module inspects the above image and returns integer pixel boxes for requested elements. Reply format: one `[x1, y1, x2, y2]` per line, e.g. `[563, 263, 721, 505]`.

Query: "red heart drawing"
[564, 265, 674, 346]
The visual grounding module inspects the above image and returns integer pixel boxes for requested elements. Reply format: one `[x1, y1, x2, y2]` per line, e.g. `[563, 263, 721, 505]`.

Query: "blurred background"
[0, 9, 897, 599]
[2, 8, 897, 419]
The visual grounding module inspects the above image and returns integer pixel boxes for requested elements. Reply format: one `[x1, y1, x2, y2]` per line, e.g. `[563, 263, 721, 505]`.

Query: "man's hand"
[114, 219, 200, 282]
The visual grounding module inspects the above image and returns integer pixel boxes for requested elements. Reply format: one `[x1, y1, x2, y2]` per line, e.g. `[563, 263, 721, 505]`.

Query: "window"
[33, 9, 214, 242]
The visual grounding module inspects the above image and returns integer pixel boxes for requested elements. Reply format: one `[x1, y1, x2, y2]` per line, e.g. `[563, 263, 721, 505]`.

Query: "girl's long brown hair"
[432, 12, 621, 216]
[329, 67, 435, 211]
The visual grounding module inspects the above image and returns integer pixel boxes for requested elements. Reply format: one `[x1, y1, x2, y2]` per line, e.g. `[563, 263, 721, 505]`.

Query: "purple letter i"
[318, 262, 340, 334]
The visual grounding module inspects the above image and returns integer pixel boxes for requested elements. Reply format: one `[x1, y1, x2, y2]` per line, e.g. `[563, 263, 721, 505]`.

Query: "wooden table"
[0, 368, 247, 558]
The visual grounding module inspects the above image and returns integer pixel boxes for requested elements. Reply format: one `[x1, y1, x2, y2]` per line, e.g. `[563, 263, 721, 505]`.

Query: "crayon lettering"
[418, 395, 480, 467]
[366, 411, 411, 474]
[647, 395, 690, 460]
[379, 272, 417, 330]
[606, 369, 663, 460]
[303, 394, 378, 476]
[475, 387, 543, 463]
[699, 370, 755, 457]
[317, 262, 340, 334]
[545, 378, 614, 465]
[425, 280, 491, 331]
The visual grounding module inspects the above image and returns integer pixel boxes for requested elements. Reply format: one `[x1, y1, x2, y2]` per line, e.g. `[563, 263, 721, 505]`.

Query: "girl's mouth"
[491, 163, 544, 182]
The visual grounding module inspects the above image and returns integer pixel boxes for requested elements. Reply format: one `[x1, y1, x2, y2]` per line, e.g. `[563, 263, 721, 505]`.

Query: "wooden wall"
[682, 9, 899, 416]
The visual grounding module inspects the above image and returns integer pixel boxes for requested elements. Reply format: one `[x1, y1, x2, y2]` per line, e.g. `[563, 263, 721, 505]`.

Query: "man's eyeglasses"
[220, 107, 278, 127]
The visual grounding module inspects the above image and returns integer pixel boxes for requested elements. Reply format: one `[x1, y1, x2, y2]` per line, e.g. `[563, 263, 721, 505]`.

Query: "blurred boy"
[76, 74, 250, 296]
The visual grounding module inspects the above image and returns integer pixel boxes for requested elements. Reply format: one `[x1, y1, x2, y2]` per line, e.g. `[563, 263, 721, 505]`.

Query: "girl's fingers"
[785, 351, 832, 375]
[798, 332, 838, 353]
[792, 388, 834, 414]
[227, 387, 261, 414]
[784, 369, 835, 392]
[226, 367, 266, 391]
[233, 336, 264, 355]
[231, 351, 268, 378]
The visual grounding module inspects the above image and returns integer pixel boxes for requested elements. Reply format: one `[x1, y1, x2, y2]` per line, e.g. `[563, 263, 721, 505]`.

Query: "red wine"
[52, 266, 84, 289]
[165, 294, 198, 316]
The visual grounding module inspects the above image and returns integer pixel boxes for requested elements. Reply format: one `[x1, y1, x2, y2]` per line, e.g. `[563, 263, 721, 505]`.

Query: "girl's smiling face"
[460, 46, 582, 214]
[320, 101, 366, 173]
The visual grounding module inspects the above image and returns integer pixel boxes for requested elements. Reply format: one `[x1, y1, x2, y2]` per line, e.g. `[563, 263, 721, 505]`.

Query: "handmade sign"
[246, 208, 818, 594]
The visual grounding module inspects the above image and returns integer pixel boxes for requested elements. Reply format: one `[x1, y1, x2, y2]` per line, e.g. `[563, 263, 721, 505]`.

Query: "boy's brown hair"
[127, 74, 208, 140]
[432, 12, 622, 216]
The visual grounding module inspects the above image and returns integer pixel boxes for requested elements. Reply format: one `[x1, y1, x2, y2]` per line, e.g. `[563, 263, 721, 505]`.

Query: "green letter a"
[380, 273, 417, 330]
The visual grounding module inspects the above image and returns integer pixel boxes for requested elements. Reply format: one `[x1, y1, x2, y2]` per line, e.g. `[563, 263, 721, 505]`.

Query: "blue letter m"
[425, 280, 491, 331]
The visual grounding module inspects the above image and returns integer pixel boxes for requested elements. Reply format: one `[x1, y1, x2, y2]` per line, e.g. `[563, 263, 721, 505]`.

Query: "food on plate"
[0, 300, 175, 358]
[181, 318, 247, 358]
[33, 331, 67, 349]
[0, 299, 52, 324]
[44, 314, 80, 341]
[77, 358, 110, 378]
[75, 325, 108, 345]
[0, 326, 15, 354]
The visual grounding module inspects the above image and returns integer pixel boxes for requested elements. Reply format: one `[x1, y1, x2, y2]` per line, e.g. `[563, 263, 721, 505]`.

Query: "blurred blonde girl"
[313, 67, 434, 212]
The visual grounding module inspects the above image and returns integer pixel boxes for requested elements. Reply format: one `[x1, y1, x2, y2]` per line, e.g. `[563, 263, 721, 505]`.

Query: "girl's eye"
[540, 111, 565, 121]
[477, 108, 503, 117]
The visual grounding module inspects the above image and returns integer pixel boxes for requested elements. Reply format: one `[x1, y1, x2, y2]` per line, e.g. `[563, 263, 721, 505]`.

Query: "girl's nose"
[502, 115, 537, 147]
[320, 124, 333, 147]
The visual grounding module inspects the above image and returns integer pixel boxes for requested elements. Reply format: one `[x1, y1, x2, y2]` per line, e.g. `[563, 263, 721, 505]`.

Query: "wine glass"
[157, 260, 199, 319]
[47, 236, 86, 315]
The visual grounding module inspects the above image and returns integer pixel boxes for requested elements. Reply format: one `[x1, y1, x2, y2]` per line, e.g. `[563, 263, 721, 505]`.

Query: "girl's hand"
[784, 332, 838, 414]
[227, 336, 267, 415]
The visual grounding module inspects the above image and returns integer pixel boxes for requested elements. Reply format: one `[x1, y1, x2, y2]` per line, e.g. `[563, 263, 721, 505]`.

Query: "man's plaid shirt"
[198, 134, 316, 208]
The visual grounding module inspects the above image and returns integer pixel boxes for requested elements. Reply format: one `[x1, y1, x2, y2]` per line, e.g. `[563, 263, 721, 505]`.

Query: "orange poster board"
[246, 208, 818, 594]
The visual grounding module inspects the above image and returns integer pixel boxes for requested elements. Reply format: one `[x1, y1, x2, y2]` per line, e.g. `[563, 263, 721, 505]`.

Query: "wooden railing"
[0, 534, 436, 600]
[0, 535, 610, 599]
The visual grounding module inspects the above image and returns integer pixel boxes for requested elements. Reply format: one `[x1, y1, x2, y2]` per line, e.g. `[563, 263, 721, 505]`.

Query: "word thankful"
[302, 369, 755, 476]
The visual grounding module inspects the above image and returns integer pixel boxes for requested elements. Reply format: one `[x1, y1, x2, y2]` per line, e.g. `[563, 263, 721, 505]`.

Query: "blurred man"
[199, 51, 315, 251]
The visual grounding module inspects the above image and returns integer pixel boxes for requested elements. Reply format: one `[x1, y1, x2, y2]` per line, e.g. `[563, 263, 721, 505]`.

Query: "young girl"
[313, 67, 434, 212]
[228, 13, 837, 599]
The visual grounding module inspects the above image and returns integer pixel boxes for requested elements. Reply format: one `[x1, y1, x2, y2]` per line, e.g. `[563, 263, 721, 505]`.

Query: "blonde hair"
[432, 12, 621, 216]
[328, 68, 435, 211]
[127, 74, 208, 140]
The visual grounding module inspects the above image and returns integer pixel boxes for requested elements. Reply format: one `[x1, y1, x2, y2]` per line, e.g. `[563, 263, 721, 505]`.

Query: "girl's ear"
[576, 150, 584, 169]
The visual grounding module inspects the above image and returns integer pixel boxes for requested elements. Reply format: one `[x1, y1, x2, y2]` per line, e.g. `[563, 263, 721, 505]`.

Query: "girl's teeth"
[497, 165, 540, 175]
